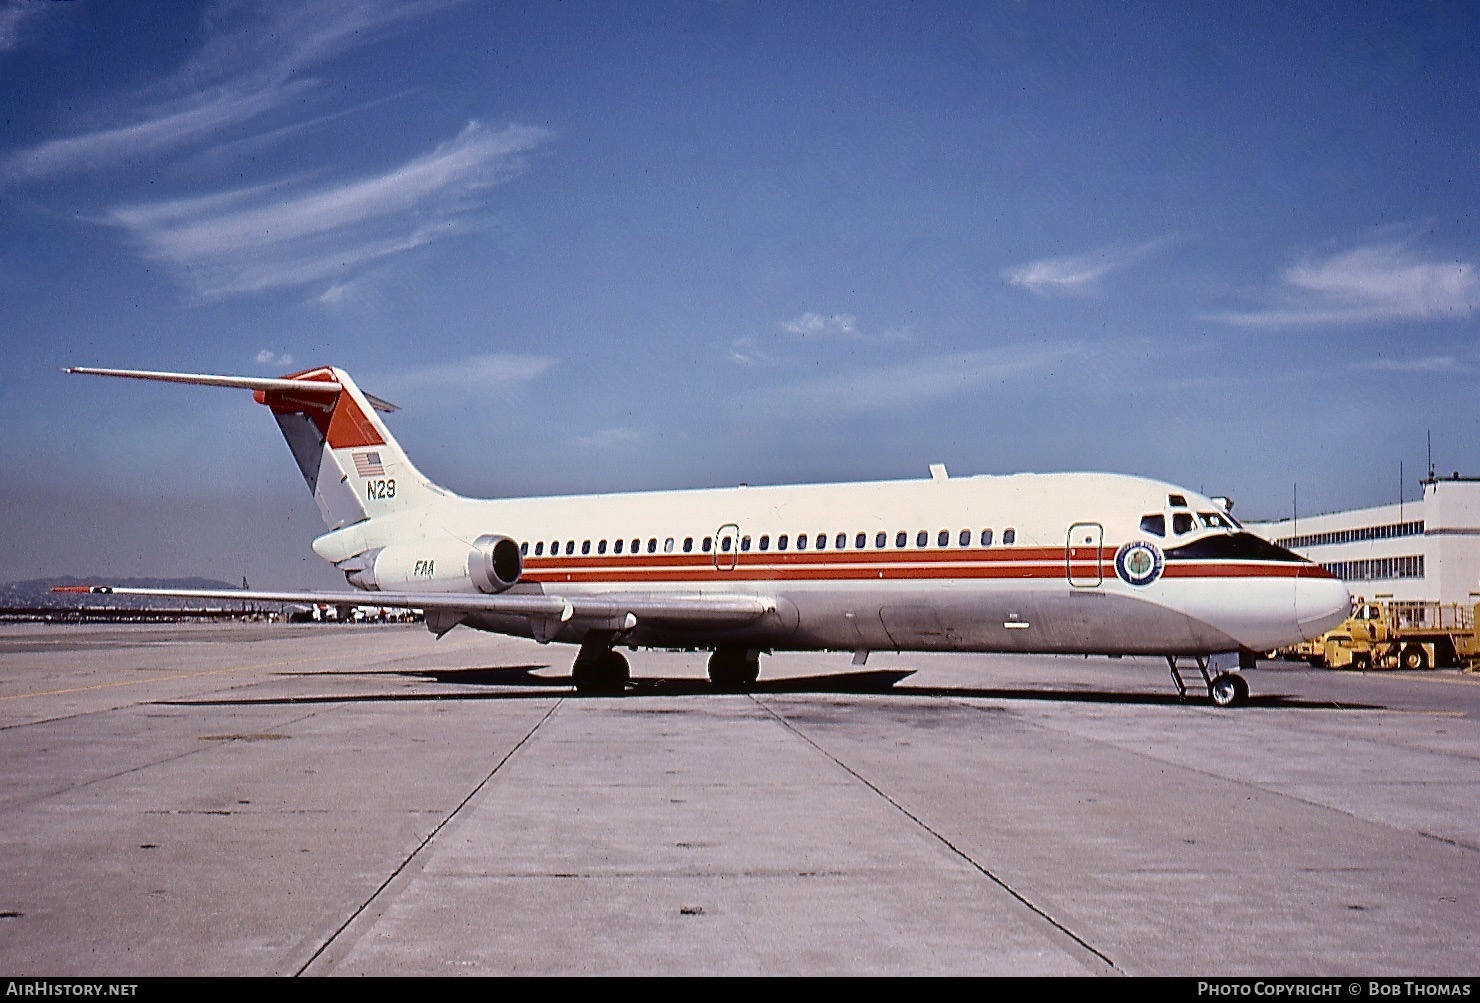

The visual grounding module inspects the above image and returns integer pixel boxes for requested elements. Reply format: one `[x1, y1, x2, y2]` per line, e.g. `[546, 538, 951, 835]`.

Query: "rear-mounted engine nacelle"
[341, 534, 521, 593]
[467, 534, 522, 594]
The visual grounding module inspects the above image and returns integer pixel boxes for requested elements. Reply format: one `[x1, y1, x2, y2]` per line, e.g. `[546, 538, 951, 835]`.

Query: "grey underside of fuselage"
[457, 586, 1242, 656]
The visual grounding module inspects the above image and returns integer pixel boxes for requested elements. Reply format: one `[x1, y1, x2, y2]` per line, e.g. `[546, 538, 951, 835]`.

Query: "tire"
[1209, 672, 1249, 708]
[1400, 644, 1429, 671]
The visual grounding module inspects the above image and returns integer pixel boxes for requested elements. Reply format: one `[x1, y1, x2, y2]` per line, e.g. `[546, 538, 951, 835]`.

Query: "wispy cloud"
[381, 353, 555, 396]
[1356, 354, 1467, 374]
[1003, 238, 1171, 297]
[2, 0, 459, 181]
[779, 312, 860, 338]
[1212, 243, 1480, 327]
[0, 0, 48, 54]
[749, 342, 1081, 419]
[104, 121, 553, 299]
[568, 427, 641, 450]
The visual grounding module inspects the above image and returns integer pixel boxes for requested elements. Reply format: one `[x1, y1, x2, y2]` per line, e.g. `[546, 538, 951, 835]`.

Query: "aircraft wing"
[53, 585, 773, 627]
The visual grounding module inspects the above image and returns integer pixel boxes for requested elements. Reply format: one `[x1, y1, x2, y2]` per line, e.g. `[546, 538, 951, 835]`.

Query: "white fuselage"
[312, 470, 1352, 656]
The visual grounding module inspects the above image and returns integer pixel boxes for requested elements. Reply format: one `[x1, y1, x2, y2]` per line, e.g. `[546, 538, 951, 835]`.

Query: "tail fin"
[65, 366, 446, 530]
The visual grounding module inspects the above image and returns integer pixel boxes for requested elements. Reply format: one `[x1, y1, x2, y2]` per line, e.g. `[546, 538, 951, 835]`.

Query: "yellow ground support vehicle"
[1289, 599, 1480, 670]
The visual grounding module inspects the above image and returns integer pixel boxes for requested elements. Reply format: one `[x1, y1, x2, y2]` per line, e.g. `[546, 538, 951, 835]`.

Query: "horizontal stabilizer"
[64, 367, 399, 412]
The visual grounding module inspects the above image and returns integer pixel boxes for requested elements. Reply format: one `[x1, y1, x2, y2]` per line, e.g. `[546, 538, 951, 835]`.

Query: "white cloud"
[779, 312, 859, 338]
[1356, 355, 1466, 374]
[2, 0, 461, 181]
[0, 0, 47, 54]
[1212, 243, 1480, 327]
[1003, 238, 1171, 297]
[104, 121, 553, 299]
[382, 353, 555, 395]
[568, 427, 641, 450]
[749, 342, 1081, 419]
[254, 350, 294, 367]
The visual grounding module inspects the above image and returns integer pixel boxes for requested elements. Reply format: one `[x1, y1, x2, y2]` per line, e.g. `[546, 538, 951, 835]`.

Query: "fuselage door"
[713, 523, 740, 571]
[1066, 522, 1104, 588]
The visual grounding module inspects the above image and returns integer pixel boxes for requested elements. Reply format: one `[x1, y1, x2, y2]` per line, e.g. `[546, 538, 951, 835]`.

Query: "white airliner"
[61, 365, 1351, 706]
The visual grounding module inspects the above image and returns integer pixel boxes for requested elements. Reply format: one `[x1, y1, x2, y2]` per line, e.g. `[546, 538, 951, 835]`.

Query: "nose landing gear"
[1167, 654, 1250, 708]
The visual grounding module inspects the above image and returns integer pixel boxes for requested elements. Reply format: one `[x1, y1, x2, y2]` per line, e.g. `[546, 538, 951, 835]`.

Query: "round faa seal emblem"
[1115, 540, 1164, 587]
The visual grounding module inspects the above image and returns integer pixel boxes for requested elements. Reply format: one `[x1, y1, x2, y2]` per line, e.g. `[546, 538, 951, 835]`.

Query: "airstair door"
[1066, 522, 1104, 588]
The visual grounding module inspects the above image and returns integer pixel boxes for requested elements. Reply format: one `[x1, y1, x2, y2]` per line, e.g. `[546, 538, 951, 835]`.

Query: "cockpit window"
[1139, 514, 1165, 537]
[1198, 511, 1233, 529]
[1168, 494, 1188, 508]
[1172, 512, 1195, 535]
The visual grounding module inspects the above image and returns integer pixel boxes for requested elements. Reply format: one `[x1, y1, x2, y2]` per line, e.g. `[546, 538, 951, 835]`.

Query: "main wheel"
[573, 650, 629, 694]
[707, 647, 760, 690]
[1208, 672, 1249, 708]
[1400, 644, 1429, 671]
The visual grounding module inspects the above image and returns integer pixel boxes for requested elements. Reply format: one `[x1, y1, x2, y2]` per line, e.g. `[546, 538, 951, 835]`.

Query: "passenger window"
[916, 530, 928, 547]
[631, 538, 640, 553]
[815, 533, 826, 550]
[566, 541, 575, 555]
[1173, 513, 1195, 534]
[896, 531, 907, 548]
[683, 537, 693, 553]
[938, 530, 950, 547]
[759, 534, 770, 551]
[581, 540, 591, 555]
[702, 537, 712, 552]
[855, 533, 866, 549]
[1003, 529, 1016, 545]
[797, 534, 808, 550]
[598, 540, 607, 554]
[838, 533, 849, 549]
[778, 534, 789, 551]
[535, 541, 544, 556]
[613, 539, 623, 554]
[647, 538, 657, 554]
[959, 529, 970, 547]
[876, 532, 887, 548]
[521, 542, 529, 556]
[721, 537, 731, 552]
[663, 537, 674, 553]
[741, 536, 751, 551]
[1139, 514, 1165, 537]
[981, 529, 992, 546]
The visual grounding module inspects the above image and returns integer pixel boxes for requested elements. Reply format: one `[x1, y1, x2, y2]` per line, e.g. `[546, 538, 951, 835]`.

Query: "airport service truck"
[1287, 598, 1480, 670]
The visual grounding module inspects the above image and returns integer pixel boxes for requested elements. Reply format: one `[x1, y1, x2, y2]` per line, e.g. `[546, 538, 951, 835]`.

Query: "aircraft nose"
[1294, 573, 1351, 640]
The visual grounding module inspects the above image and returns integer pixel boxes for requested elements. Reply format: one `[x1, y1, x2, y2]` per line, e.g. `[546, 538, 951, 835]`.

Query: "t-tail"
[64, 366, 445, 531]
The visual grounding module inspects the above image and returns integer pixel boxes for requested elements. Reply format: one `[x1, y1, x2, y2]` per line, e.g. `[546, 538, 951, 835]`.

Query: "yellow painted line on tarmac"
[0, 651, 349, 702]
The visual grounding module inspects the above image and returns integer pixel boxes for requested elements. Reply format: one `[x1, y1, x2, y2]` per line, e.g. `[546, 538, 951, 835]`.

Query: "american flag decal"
[352, 451, 385, 477]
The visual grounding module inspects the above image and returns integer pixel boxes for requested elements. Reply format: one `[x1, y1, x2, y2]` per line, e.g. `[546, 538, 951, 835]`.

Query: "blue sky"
[2, 1, 1477, 586]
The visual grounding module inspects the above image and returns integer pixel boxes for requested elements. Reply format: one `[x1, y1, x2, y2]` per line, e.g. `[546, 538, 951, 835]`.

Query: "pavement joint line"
[293, 696, 565, 976]
[749, 694, 1121, 975]
[0, 651, 350, 702]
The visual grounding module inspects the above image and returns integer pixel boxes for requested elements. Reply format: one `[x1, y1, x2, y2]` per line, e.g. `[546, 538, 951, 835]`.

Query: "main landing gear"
[1167, 654, 1250, 708]
[571, 638, 630, 695]
[707, 646, 761, 690]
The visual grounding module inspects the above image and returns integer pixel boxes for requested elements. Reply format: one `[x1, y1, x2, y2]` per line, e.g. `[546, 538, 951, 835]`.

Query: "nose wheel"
[1167, 655, 1249, 708]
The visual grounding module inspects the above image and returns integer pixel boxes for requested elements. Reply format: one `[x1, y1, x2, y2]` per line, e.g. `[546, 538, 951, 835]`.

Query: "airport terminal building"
[1248, 475, 1480, 607]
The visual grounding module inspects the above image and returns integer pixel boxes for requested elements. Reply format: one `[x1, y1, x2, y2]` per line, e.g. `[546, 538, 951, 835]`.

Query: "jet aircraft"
[60, 366, 1352, 705]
